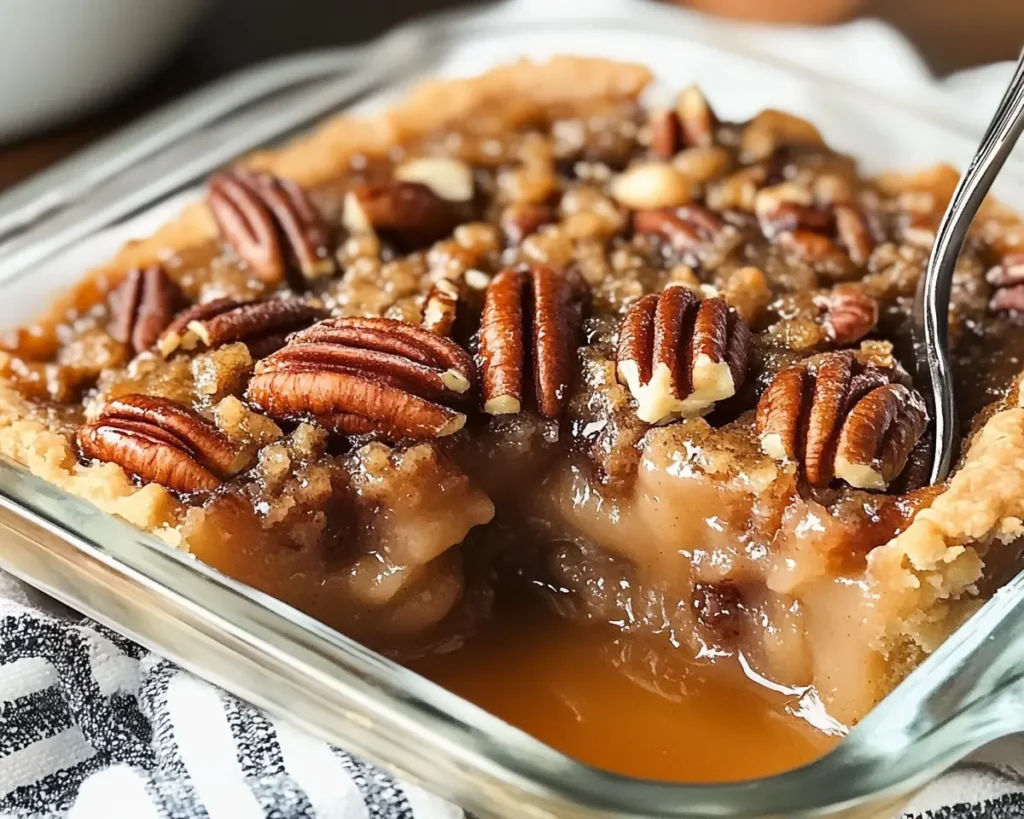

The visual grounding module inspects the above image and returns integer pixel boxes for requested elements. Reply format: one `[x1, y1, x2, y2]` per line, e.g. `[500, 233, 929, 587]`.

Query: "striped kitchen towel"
[0, 571, 1023, 819]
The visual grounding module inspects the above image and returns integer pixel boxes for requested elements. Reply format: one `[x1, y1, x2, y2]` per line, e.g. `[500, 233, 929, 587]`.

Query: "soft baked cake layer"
[3, 57, 1024, 738]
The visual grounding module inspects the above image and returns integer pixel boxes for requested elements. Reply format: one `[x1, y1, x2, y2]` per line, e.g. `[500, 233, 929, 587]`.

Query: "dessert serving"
[4, 55, 1024, 781]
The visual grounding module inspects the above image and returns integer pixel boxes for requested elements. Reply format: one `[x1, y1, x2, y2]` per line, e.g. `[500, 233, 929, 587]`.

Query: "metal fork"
[915, 50, 1024, 485]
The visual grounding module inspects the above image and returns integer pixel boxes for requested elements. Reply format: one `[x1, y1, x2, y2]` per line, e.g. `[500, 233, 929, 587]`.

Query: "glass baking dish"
[3, 1, 1024, 816]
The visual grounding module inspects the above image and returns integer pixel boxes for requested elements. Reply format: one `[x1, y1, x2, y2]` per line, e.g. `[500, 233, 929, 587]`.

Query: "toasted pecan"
[77, 395, 247, 493]
[247, 318, 475, 439]
[209, 169, 335, 284]
[478, 265, 584, 419]
[158, 298, 325, 358]
[755, 352, 926, 490]
[616, 287, 749, 423]
[109, 265, 181, 355]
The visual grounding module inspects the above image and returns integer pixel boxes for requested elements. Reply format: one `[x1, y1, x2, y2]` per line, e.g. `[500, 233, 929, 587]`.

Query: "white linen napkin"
[1, 3, 1023, 817]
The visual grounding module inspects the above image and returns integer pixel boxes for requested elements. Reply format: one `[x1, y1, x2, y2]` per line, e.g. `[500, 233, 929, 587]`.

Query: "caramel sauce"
[413, 593, 836, 782]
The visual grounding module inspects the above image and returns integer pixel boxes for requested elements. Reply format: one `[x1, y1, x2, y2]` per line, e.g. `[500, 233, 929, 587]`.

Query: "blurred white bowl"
[0, 0, 210, 142]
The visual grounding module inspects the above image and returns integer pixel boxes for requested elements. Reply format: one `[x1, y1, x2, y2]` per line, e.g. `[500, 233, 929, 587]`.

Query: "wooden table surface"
[1, 0, 1022, 192]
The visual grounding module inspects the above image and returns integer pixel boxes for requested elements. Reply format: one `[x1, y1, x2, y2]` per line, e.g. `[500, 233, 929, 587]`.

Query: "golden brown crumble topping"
[4, 57, 1024, 741]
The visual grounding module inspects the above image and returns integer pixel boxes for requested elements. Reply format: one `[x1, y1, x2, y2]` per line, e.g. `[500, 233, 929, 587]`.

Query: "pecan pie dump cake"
[5, 57, 1024, 780]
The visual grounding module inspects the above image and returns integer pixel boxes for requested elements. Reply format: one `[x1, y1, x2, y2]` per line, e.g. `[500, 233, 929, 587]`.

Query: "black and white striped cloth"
[1, 572, 1023, 819]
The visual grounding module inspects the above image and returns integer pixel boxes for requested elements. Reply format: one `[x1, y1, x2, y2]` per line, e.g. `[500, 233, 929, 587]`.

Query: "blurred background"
[2, 0, 1023, 190]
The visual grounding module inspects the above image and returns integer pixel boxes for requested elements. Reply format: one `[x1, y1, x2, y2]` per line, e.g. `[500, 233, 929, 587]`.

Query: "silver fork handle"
[917, 50, 1024, 485]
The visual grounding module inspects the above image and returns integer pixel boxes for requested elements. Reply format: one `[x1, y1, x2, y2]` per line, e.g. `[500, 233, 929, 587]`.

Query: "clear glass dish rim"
[2, 3, 1024, 816]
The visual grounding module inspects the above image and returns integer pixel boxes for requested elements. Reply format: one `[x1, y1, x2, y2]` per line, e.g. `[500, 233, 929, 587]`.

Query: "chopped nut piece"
[755, 352, 926, 489]
[497, 163, 558, 205]
[479, 265, 583, 418]
[740, 109, 824, 162]
[648, 107, 682, 160]
[345, 181, 461, 248]
[633, 204, 725, 252]
[422, 279, 459, 336]
[779, 230, 849, 268]
[464, 269, 492, 291]
[342, 191, 374, 235]
[77, 394, 248, 493]
[706, 164, 769, 212]
[987, 252, 1024, 315]
[248, 317, 476, 439]
[209, 169, 335, 284]
[394, 157, 475, 202]
[610, 162, 695, 210]
[616, 289, 750, 423]
[672, 146, 732, 185]
[723, 266, 773, 326]
[500, 202, 556, 245]
[834, 204, 875, 265]
[109, 265, 181, 355]
[677, 85, 717, 148]
[818, 285, 879, 346]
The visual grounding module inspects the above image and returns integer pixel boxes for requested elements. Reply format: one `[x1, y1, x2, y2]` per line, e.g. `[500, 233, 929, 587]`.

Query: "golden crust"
[868, 400, 1024, 660]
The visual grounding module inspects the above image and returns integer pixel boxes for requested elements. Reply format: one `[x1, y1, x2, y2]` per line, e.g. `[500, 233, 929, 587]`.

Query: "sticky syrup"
[413, 592, 836, 782]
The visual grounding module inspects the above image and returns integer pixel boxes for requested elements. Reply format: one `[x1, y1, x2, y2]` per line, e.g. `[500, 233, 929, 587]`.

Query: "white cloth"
[1, 1, 1023, 817]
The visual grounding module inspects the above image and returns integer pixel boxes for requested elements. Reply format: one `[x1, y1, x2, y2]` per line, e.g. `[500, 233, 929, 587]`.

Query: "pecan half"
[479, 265, 582, 418]
[616, 287, 750, 423]
[109, 265, 180, 355]
[344, 181, 461, 248]
[77, 394, 246, 493]
[817, 285, 879, 346]
[987, 252, 1024, 315]
[247, 318, 475, 439]
[633, 204, 725, 252]
[755, 352, 926, 490]
[209, 169, 335, 285]
[834, 384, 928, 490]
[158, 297, 325, 358]
[422, 279, 459, 337]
